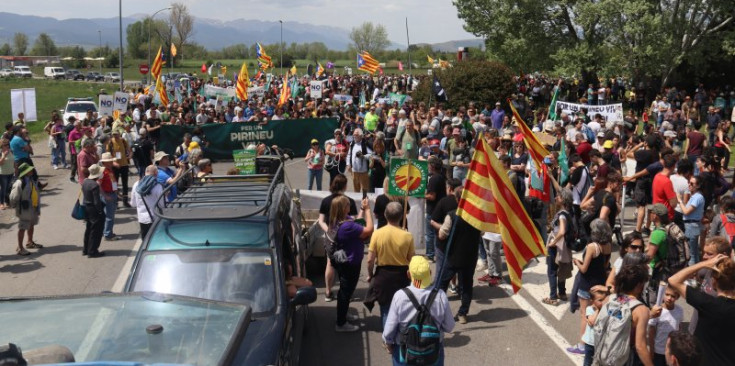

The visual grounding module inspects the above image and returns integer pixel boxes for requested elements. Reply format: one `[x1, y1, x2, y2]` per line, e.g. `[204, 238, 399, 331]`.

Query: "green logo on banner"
[233, 148, 256, 175]
[388, 158, 428, 197]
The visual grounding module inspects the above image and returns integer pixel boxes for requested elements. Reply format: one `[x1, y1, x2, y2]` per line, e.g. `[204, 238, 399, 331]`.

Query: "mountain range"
[0, 12, 482, 52]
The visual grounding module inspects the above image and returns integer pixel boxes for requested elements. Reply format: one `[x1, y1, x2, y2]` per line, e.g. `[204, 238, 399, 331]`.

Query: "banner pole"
[403, 158, 411, 229]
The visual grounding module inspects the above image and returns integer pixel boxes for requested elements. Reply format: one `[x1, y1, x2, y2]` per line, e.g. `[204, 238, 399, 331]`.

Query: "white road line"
[499, 283, 582, 366]
[111, 238, 143, 292]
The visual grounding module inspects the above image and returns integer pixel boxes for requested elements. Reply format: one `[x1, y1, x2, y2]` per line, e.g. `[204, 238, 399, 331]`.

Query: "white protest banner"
[113, 92, 129, 112]
[204, 84, 237, 99]
[248, 86, 266, 100]
[333, 94, 352, 102]
[98, 95, 114, 116]
[553, 101, 624, 122]
[10, 88, 37, 122]
[310, 80, 323, 99]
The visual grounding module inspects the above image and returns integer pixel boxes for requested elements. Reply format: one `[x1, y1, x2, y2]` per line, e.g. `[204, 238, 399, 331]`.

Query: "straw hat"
[17, 162, 35, 178]
[99, 152, 115, 162]
[88, 164, 103, 180]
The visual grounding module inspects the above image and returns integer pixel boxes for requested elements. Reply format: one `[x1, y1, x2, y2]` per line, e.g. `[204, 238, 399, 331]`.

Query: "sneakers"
[53, 165, 58, 170]
[346, 313, 359, 322]
[69, 177, 76, 183]
[566, 345, 585, 355]
[475, 260, 488, 272]
[487, 276, 502, 286]
[63, 164, 70, 169]
[335, 323, 359, 332]
[448, 284, 458, 295]
[455, 314, 468, 324]
[104, 235, 120, 241]
[325, 292, 335, 302]
[477, 274, 491, 282]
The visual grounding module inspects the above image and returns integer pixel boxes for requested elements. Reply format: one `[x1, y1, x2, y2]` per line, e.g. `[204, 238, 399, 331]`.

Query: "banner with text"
[159, 118, 339, 160]
[113, 92, 129, 112]
[552, 101, 624, 122]
[309, 80, 324, 99]
[98, 95, 114, 116]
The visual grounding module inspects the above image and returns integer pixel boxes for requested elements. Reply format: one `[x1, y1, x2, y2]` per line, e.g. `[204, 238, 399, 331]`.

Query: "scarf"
[136, 175, 159, 197]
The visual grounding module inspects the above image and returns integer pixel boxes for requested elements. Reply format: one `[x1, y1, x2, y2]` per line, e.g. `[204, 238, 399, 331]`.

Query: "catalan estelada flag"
[256, 43, 273, 70]
[278, 76, 290, 108]
[316, 62, 325, 77]
[508, 98, 551, 171]
[155, 74, 169, 106]
[151, 46, 163, 81]
[236, 62, 249, 101]
[357, 51, 379, 74]
[456, 138, 546, 293]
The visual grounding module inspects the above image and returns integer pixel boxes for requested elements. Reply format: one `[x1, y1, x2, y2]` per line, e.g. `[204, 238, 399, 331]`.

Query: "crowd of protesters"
[5, 68, 735, 365]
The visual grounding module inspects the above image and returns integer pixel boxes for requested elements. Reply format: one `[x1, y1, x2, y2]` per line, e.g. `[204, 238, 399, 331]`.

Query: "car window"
[66, 103, 97, 113]
[148, 219, 270, 250]
[132, 250, 277, 313]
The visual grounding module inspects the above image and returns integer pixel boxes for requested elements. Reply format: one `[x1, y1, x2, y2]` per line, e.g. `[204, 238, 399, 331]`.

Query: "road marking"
[111, 238, 143, 292]
[499, 282, 581, 366]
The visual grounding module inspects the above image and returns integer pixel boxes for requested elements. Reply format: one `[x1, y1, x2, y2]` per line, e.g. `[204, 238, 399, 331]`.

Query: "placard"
[309, 80, 323, 99]
[99, 94, 114, 116]
[388, 158, 428, 198]
[233, 148, 257, 175]
[10, 88, 37, 122]
[113, 92, 129, 112]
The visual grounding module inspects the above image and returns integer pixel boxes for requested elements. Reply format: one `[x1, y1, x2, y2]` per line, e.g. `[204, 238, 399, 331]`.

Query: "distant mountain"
[415, 38, 485, 53]
[0, 12, 481, 53]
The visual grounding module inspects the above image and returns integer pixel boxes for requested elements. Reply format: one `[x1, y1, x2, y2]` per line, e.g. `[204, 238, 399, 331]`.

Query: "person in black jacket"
[82, 164, 106, 258]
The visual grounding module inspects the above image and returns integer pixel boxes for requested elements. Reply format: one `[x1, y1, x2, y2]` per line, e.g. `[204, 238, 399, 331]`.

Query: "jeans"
[307, 168, 323, 190]
[438, 264, 474, 316]
[51, 139, 66, 166]
[392, 343, 445, 366]
[380, 304, 390, 330]
[425, 213, 436, 259]
[434, 248, 445, 284]
[685, 222, 701, 265]
[688, 154, 700, 175]
[103, 194, 117, 238]
[478, 241, 487, 261]
[583, 343, 594, 366]
[546, 246, 567, 299]
[335, 262, 361, 326]
[0, 174, 12, 205]
[483, 238, 503, 277]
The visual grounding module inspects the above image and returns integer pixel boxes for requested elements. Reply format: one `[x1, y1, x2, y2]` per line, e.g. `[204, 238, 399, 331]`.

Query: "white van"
[13, 66, 32, 78]
[44, 66, 65, 79]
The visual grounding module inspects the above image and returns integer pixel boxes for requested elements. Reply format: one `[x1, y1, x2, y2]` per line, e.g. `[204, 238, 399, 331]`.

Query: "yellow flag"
[427, 55, 435, 64]
[170, 43, 177, 57]
[290, 65, 297, 75]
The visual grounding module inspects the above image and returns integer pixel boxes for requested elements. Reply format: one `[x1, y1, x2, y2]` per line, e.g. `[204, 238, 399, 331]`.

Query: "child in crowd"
[582, 288, 608, 366]
[648, 286, 683, 366]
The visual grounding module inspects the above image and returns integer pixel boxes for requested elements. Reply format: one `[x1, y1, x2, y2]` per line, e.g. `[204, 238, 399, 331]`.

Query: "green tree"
[13, 32, 28, 56]
[126, 20, 148, 59]
[0, 43, 11, 56]
[413, 60, 516, 109]
[30, 33, 58, 56]
[170, 2, 194, 60]
[349, 22, 389, 54]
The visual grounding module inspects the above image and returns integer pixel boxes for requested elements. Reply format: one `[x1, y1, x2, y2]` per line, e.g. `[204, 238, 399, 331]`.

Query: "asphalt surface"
[0, 138, 695, 366]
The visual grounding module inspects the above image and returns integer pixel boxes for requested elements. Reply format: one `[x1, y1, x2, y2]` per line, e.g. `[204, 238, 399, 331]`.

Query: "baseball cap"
[603, 140, 614, 149]
[311, 138, 319, 144]
[650, 203, 668, 218]
[409, 256, 432, 289]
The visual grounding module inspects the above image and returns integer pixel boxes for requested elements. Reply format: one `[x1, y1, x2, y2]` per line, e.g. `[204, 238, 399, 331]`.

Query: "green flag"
[548, 86, 560, 121]
[559, 138, 569, 185]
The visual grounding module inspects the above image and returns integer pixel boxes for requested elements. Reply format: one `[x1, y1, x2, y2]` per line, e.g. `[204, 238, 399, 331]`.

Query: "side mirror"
[292, 286, 317, 306]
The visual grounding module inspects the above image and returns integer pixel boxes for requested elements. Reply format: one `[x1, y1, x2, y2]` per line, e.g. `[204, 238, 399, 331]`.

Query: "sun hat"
[17, 162, 35, 178]
[153, 151, 169, 163]
[409, 256, 432, 289]
[603, 140, 615, 149]
[99, 152, 115, 162]
[88, 164, 103, 180]
[311, 139, 319, 144]
[188, 141, 200, 152]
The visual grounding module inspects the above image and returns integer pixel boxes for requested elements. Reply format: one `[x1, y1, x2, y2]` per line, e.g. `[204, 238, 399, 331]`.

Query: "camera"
[355, 151, 363, 158]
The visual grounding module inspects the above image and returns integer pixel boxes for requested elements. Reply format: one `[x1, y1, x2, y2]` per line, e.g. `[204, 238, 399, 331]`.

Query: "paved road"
[0, 140, 693, 365]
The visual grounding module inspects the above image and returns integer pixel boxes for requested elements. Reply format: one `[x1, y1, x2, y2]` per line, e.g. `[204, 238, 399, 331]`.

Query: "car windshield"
[0, 293, 248, 365]
[148, 218, 270, 250]
[132, 250, 277, 313]
[66, 103, 97, 113]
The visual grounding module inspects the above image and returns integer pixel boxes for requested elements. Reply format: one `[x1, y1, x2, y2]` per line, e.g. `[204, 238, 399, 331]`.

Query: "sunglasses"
[629, 245, 644, 250]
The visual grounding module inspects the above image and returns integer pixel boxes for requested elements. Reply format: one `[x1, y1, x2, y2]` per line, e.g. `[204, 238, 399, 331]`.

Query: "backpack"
[324, 222, 348, 264]
[592, 296, 643, 366]
[662, 222, 690, 275]
[584, 126, 596, 144]
[556, 210, 587, 252]
[720, 214, 735, 248]
[398, 288, 442, 366]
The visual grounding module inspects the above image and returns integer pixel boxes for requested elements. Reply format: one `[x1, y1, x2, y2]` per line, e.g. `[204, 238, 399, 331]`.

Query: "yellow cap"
[409, 256, 432, 289]
[188, 141, 200, 152]
[603, 140, 614, 149]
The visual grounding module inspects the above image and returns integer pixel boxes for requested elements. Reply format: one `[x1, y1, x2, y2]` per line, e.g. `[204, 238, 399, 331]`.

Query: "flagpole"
[403, 158, 411, 230]
[405, 17, 411, 74]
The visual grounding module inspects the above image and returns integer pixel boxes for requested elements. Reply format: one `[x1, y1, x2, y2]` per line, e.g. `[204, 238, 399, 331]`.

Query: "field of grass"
[0, 78, 119, 136]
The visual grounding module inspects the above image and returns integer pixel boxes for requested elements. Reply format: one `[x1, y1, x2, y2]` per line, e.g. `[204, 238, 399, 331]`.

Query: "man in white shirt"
[129, 164, 164, 239]
[346, 128, 373, 192]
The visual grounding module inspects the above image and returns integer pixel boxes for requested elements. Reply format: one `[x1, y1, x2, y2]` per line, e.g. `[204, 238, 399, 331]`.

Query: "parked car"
[104, 72, 121, 82]
[44, 66, 65, 79]
[62, 97, 97, 125]
[85, 71, 104, 82]
[0, 68, 13, 77]
[65, 69, 84, 81]
[1, 292, 254, 365]
[13, 66, 32, 78]
[124, 157, 316, 365]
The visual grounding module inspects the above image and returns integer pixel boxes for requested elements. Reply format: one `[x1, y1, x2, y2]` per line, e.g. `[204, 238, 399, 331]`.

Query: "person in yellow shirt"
[106, 130, 132, 207]
[365, 201, 416, 327]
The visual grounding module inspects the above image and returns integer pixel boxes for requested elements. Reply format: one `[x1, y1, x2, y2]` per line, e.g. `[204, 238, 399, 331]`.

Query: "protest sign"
[233, 148, 257, 175]
[203, 84, 237, 99]
[552, 101, 624, 122]
[388, 92, 408, 107]
[159, 118, 339, 160]
[310, 80, 323, 99]
[10, 88, 37, 122]
[113, 92, 129, 112]
[98, 94, 114, 116]
[388, 158, 428, 198]
[333, 94, 353, 102]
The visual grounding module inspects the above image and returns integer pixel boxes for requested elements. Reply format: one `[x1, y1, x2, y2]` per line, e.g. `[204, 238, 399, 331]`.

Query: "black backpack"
[398, 288, 442, 365]
[557, 210, 587, 252]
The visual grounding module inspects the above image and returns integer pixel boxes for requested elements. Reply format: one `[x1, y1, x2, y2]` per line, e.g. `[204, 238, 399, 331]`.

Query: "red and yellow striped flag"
[278, 76, 290, 108]
[236, 62, 249, 101]
[456, 137, 546, 293]
[507, 98, 550, 171]
[357, 51, 379, 74]
[155, 74, 168, 106]
[151, 46, 163, 81]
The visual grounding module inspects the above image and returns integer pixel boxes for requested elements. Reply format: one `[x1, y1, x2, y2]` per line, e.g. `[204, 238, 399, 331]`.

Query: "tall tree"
[13, 32, 28, 56]
[169, 2, 194, 60]
[349, 22, 389, 54]
[0, 43, 11, 56]
[126, 20, 148, 59]
[30, 33, 58, 56]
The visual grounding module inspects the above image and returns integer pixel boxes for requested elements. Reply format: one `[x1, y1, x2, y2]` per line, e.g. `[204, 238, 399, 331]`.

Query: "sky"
[2, 0, 477, 45]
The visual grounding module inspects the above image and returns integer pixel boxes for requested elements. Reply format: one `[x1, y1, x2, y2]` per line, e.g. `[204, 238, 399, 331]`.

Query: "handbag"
[71, 191, 86, 220]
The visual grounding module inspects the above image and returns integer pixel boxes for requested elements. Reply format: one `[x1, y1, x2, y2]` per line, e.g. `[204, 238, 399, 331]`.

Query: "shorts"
[18, 216, 39, 230]
[577, 289, 591, 300]
[633, 180, 651, 206]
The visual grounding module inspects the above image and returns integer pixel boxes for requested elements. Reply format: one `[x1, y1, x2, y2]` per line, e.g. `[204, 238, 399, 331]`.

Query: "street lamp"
[148, 7, 171, 83]
[279, 20, 283, 75]
[118, 0, 123, 91]
[98, 30, 102, 73]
